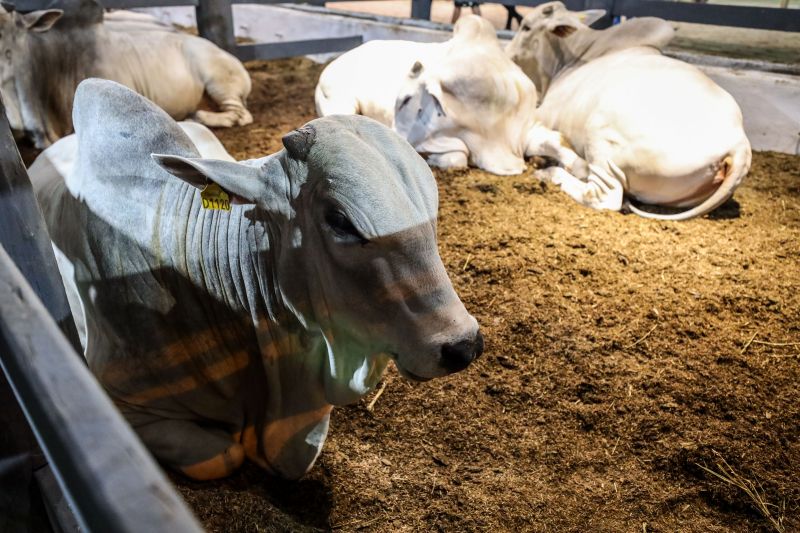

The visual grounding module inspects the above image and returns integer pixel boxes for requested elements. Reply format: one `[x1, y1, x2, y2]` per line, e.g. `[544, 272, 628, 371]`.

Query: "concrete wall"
[141, 4, 800, 155]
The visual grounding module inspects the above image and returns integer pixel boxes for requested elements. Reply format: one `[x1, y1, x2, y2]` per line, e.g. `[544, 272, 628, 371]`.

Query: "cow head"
[393, 15, 539, 176]
[0, 6, 62, 133]
[154, 115, 484, 405]
[505, 2, 605, 95]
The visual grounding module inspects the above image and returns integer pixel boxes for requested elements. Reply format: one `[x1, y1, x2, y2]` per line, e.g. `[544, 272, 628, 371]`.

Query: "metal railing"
[408, 0, 800, 31]
[99, 0, 364, 59]
[0, 95, 204, 532]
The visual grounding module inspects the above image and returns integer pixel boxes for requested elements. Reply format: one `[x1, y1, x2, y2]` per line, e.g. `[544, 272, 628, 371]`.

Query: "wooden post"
[411, 0, 432, 20]
[0, 96, 79, 350]
[0, 244, 204, 532]
[0, 370, 51, 533]
[0, 93, 80, 532]
[196, 0, 236, 52]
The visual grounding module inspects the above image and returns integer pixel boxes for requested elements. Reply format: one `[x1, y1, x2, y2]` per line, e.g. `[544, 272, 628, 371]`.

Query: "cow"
[30, 79, 484, 481]
[317, 15, 585, 176]
[1, 0, 252, 149]
[506, 2, 751, 220]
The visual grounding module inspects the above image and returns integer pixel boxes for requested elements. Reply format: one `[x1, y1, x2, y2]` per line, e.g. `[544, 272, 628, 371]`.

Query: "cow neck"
[182, 188, 287, 323]
[26, 27, 101, 141]
[545, 28, 597, 92]
[180, 176, 321, 365]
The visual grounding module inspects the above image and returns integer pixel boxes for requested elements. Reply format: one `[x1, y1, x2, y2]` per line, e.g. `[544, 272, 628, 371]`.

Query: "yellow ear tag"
[200, 183, 231, 211]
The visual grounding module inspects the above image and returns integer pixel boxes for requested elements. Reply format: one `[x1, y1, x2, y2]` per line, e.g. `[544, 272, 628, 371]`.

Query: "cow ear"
[151, 155, 269, 205]
[408, 61, 424, 79]
[548, 22, 578, 38]
[18, 9, 63, 32]
[578, 9, 606, 26]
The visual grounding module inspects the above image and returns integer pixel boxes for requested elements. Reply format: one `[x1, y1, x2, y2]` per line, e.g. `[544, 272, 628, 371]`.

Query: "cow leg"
[134, 418, 245, 480]
[192, 72, 253, 128]
[535, 164, 624, 211]
[427, 151, 468, 169]
[192, 97, 253, 129]
[525, 124, 589, 178]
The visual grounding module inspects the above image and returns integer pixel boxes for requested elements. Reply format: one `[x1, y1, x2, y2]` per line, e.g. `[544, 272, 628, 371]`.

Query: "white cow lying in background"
[1, 0, 252, 148]
[30, 79, 483, 481]
[506, 2, 751, 220]
[316, 15, 584, 176]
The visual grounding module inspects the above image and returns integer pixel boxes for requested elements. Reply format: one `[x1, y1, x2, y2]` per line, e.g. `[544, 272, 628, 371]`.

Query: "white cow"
[506, 3, 752, 220]
[1, 1, 252, 148]
[317, 15, 584, 176]
[30, 79, 483, 481]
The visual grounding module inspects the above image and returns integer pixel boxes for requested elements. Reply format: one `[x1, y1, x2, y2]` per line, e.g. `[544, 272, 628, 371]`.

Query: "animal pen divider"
[102, 0, 365, 59]
[408, 0, 800, 31]
[0, 98, 205, 531]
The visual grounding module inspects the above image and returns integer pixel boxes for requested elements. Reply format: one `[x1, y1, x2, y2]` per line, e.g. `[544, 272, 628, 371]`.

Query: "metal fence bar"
[480, 0, 601, 9]
[231, 0, 323, 4]
[410, 0, 432, 20]
[101, 0, 198, 8]
[0, 104, 79, 349]
[196, 0, 236, 51]
[0, 243, 204, 533]
[612, 0, 800, 32]
[234, 34, 363, 61]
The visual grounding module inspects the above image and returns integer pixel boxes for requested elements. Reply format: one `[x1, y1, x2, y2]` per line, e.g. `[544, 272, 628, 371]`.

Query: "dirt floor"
[164, 58, 800, 532]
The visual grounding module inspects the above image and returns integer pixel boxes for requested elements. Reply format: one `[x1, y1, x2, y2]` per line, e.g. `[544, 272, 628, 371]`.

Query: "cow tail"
[627, 139, 752, 221]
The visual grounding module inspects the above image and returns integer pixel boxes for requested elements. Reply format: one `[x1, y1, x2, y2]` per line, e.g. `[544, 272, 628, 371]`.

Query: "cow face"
[394, 42, 538, 176]
[154, 115, 483, 405]
[0, 7, 62, 131]
[505, 2, 604, 94]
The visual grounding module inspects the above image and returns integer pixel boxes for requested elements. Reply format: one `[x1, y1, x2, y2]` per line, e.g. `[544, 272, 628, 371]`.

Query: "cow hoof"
[236, 110, 254, 127]
[178, 442, 245, 480]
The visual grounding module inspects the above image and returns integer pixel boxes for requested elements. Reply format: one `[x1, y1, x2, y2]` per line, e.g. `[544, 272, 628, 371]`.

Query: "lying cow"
[506, 3, 751, 220]
[1, 1, 252, 149]
[30, 79, 483, 480]
[317, 15, 584, 176]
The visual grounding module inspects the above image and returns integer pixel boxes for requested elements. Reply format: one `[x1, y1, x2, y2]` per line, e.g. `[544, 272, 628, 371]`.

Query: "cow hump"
[72, 79, 198, 181]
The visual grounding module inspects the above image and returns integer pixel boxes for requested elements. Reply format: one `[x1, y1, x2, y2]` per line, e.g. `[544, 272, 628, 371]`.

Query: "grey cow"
[1, 0, 252, 149]
[30, 79, 483, 480]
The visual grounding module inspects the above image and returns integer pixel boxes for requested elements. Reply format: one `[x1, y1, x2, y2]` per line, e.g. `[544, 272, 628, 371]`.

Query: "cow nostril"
[474, 330, 485, 359]
[440, 332, 483, 372]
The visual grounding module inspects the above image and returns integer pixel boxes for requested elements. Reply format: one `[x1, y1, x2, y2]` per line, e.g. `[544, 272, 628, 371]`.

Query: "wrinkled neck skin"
[186, 155, 385, 476]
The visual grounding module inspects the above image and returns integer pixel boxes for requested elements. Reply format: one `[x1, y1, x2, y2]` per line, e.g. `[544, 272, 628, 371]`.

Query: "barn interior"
[1, 1, 798, 532]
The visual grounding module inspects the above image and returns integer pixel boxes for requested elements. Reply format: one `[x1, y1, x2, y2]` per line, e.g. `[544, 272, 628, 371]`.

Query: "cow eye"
[325, 210, 368, 244]
[398, 95, 412, 109]
[521, 24, 531, 32]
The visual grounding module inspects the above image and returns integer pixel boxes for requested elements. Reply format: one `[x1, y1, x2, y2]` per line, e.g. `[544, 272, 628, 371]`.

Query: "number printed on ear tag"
[200, 183, 231, 211]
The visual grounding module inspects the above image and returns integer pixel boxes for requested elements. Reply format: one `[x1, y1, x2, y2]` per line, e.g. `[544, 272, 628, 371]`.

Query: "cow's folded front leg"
[534, 165, 624, 211]
[426, 151, 468, 169]
[191, 101, 253, 128]
[133, 418, 245, 481]
[525, 124, 589, 178]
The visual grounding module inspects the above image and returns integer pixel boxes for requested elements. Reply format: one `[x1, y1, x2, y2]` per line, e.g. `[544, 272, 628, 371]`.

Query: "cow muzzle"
[395, 329, 484, 381]
[440, 330, 484, 373]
